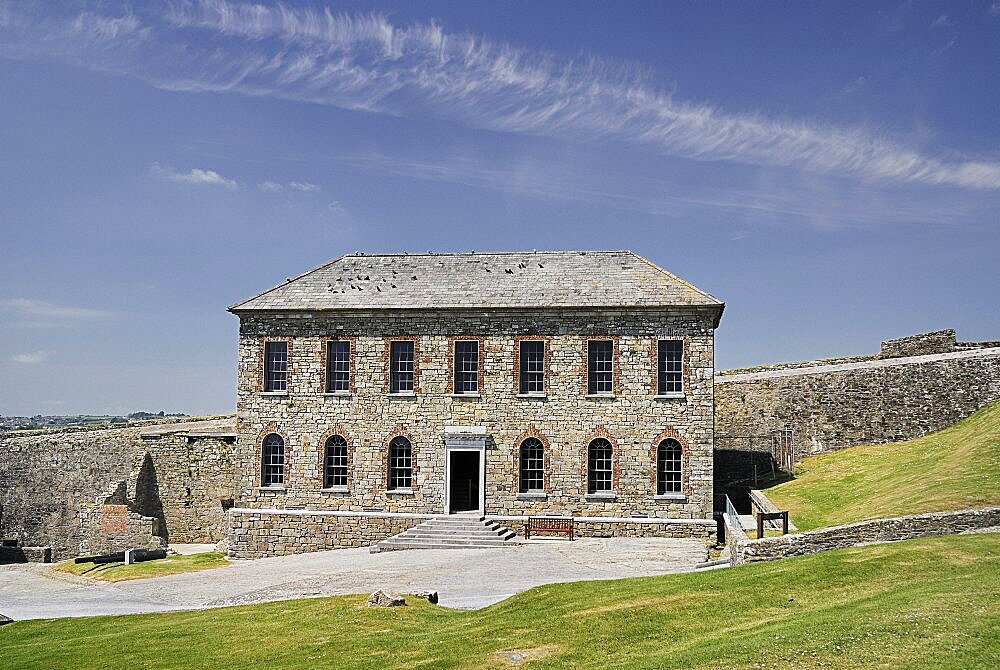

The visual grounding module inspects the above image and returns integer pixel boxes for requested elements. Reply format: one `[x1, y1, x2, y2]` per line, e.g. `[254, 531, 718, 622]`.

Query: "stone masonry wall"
[728, 507, 1000, 565]
[0, 419, 236, 560]
[716, 333, 1000, 455]
[235, 308, 717, 526]
[228, 509, 716, 558]
[77, 505, 167, 556]
[228, 509, 427, 558]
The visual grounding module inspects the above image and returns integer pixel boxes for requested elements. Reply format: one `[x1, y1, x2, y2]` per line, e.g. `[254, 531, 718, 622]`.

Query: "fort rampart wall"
[0, 418, 236, 560]
[716, 330, 1000, 455]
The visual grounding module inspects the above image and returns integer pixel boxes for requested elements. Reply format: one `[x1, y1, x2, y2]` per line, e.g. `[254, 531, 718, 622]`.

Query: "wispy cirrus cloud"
[257, 180, 321, 193]
[257, 180, 284, 193]
[151, 163, 239, 189]
[2, 1, 999, 191]
[12, 350, 52, 364]
[1, 298, 108, 319]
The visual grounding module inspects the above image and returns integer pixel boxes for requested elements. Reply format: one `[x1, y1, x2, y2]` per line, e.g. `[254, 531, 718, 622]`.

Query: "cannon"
[74, 548, 167, 565]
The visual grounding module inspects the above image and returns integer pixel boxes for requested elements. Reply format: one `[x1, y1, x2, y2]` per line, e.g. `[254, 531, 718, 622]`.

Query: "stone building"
[226, 250, 724, 557]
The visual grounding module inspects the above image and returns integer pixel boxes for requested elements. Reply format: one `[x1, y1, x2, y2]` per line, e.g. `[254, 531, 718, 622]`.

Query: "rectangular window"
[263, 341, 288, 392]
[657, 340, 684, 394]
[587, 340, 614, 395]
[454, 340, 479, 394]
[389, 340, 415, 393]
[325, 341, 351, 393]
[519, 340, 545, 394]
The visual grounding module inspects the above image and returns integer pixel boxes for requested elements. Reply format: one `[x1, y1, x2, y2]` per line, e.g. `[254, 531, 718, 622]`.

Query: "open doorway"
[448, 451, 480, 513]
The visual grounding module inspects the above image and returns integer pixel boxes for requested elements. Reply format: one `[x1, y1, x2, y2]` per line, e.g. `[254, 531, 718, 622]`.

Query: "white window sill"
[654, 392, 686, 400]
[386, 488, 415, 496]
[654, 494, 687, 501]
[585, 493, 617, 501]
[322, 392, 352, 397]
[516, 393, 547, 399]
[450, 393, 481, 398]
[387, 392, 416, 398]
[585, 393, 616, 399]
[517, 492, 548, 500]
[259, 391, 288, 397]
[321, 487, 350, 494]
[257, 486, 286, 492]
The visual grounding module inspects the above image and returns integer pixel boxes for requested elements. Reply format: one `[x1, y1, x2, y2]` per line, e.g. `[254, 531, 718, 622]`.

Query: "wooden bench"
[525, 516, 574, 540]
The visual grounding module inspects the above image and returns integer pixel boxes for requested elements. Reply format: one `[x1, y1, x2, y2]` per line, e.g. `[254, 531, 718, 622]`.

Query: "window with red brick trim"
[587, 438, 614, 493]
[261, 433, 285, 486]
[656, 439, 683, 494]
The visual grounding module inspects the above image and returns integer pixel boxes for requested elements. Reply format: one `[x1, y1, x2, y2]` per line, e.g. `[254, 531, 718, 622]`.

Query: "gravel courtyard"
[0, 537, 708, 620]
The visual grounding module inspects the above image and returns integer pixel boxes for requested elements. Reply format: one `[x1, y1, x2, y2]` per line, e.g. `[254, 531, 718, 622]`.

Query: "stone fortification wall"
[716, 330, 1000, 455]
[727, 507, 1000, 565]
[235, 307, 717, 523]
[0, 418, 236, 560]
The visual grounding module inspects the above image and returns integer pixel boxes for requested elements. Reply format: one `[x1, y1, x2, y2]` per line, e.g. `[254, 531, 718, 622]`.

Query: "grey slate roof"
[229, 250, 723, 317]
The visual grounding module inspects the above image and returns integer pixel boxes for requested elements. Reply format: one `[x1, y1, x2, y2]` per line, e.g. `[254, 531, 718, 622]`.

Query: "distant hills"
[0, 412, 188, 433]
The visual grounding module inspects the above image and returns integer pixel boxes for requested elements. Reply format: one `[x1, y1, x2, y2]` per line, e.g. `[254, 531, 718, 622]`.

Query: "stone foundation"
[227, 509, 431, 558]
[228, 508, 715, 558]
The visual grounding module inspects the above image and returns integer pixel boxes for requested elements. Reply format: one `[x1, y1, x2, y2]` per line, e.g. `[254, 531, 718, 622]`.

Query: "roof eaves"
[627, 250, 725, 306]
[227, 253, 350, 313]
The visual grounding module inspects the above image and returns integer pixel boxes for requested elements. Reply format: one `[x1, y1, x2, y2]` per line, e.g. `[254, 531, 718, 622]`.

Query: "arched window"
[323, 435, 349, 489]
[261, 434, 285, 487]
[587, 438, 613, 494]
[657, 439, 683, 495]
[388, 436, 412, 490]
[518, 437, 544, 493]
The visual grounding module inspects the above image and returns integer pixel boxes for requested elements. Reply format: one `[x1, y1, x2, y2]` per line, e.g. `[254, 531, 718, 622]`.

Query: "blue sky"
[1, 1, 998, 416]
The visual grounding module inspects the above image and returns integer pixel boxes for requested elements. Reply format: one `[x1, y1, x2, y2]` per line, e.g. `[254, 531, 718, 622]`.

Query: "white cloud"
[154, 1, 1000, 191]
[2, 3, 999, 191]
[257, 180, 284, 193]
[930, 15, 957, 29]
[1, 298, 107, 319]
[12, 350, 51, 364]
[289, 181, 319, 192]
[151, 163, 239, 190]
[72, 11, 147, 44]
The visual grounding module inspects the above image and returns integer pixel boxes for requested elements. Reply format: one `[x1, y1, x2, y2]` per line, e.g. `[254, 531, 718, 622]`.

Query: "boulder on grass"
[366, 590, 406, 608]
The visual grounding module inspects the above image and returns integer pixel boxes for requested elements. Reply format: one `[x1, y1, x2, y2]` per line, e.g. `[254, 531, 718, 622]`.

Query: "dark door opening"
[449, 451, 480, 513]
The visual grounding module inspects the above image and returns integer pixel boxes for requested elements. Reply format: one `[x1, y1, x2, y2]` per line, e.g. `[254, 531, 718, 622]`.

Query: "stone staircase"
[370, 515, 518, 553]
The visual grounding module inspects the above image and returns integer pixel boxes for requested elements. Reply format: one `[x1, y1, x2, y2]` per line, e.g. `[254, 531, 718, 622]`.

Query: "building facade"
[227, 251, 724, 557]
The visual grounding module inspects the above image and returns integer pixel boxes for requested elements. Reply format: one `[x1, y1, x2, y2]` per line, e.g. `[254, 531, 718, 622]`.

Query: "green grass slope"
[52, 552, 229, 583]
[765, 400, 1000, 531]
[2, 534, 998, 669]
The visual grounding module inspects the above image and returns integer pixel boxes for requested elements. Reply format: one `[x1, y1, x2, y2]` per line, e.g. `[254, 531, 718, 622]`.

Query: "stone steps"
[371, 516, 517, 553]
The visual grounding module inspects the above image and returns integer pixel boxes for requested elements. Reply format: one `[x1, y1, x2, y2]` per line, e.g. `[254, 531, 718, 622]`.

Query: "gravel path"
[0, 537, 707, 620]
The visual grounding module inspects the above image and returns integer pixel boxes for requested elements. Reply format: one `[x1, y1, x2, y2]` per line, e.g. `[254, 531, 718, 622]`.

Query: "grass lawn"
[3, 534, 997, 669]
[51, 552, 229, 583]
[764, 400, 1000, 531]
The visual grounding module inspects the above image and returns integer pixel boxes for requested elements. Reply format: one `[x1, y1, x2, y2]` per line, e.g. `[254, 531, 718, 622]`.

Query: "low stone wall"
[495, 515, 715, 540]
[729, 507, 1000, 565]
[0, 545, 52, 563]
[227, 509, 430, 558]
[228, 509, 717, 559]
